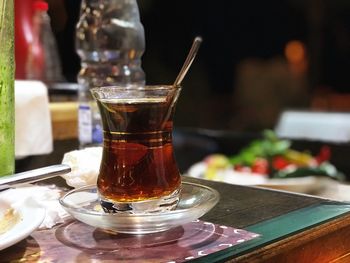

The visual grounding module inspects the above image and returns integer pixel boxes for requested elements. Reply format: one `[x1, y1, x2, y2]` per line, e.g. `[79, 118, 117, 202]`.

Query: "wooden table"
[2, 176, 350, 262]
[190, 177, 350, 262]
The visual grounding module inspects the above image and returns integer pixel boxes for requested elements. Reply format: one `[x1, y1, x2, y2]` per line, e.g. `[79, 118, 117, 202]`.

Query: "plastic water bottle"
[76, 0, 145, 148]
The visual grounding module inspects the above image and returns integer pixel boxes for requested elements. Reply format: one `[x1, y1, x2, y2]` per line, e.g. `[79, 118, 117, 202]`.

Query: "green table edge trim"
[192, 201, 350, 263]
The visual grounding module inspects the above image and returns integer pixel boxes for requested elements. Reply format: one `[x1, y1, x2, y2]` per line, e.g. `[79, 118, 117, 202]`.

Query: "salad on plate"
[187, 130, 345, 192]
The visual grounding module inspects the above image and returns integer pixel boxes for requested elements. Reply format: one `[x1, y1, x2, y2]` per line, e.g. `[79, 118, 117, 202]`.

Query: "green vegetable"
[228, 130, 345, 181]
[229, 130, 291, 166]
[273, 162, 345, 181]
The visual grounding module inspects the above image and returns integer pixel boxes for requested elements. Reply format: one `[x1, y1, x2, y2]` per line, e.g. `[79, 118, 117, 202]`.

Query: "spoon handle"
[173, 36, 203, 86]
[0, 164, 71, 190]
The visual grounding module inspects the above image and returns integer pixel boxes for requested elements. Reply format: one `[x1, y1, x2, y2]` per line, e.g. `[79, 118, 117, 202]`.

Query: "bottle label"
[78, 104, 93, 144]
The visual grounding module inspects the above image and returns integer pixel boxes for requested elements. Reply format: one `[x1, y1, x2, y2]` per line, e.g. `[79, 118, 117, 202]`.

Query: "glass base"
[59, 182, 220, 234]
[99, 188, 181, 214]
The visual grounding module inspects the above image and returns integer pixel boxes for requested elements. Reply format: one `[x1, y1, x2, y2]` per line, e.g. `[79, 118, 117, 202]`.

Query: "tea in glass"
[91, 85, 182, 213]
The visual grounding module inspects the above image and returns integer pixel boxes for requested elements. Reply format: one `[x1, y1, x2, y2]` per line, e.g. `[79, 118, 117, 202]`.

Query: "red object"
[33, 1, 48, 11]
[26, 1, 48, 80]
[234, 165, 251, 173]
[15, 0, 35, 79]
[251, 158, 269, 175]
[234, 164, 243, 171]
[14, 0, 49, 79]
[315, 145, 331, 164]
[272, 155, 290, 170]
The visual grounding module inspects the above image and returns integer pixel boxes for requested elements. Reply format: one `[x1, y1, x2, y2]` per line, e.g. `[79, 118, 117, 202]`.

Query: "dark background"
[14, 0, 350, 177]
[52, 0, 350, 131]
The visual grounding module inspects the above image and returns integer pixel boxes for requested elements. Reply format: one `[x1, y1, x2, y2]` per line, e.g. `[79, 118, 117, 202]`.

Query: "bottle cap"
[33, 1, 49, 11]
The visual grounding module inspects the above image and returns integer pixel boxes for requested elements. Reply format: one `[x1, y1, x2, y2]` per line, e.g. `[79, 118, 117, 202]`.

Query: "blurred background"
[13, 0, 350, 184]
[15, 0, 350, 132]
[140, 0, 350, 131]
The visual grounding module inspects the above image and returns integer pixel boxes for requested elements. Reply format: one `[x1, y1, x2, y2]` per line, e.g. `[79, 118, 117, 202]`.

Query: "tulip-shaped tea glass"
[91, 85, 182, 213]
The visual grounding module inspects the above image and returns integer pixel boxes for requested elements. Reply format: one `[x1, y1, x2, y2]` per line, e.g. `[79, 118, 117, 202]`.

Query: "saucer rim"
[59, 182, 220, 218]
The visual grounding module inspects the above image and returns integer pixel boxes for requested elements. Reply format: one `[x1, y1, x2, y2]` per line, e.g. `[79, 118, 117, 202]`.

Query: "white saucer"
[59, 182, 220, 234]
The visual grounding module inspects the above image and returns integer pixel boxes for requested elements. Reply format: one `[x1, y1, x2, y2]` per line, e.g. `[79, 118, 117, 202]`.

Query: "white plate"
[187, 162, 329, 194]
[0, 198, 45, 250]
[255, 176, 329, 193]
[59, 182, 220, 234]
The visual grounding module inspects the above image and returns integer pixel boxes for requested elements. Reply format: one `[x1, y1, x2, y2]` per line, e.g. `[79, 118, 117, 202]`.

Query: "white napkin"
[15, 80, 53, 158]
[0, 184, 69, 229]
[61, 147, 102, 188]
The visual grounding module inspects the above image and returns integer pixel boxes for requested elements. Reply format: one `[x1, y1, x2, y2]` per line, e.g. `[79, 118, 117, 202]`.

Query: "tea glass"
[91, 85, 182, 213]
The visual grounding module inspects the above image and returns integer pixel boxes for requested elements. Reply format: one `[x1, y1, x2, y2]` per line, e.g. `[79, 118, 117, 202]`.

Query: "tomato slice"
[251, 158, 269, 175]
[272, 155, 290, 170]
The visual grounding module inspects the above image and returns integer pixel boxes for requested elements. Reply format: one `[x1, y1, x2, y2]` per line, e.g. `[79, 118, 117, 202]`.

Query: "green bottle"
[0, 0, 15, 176]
